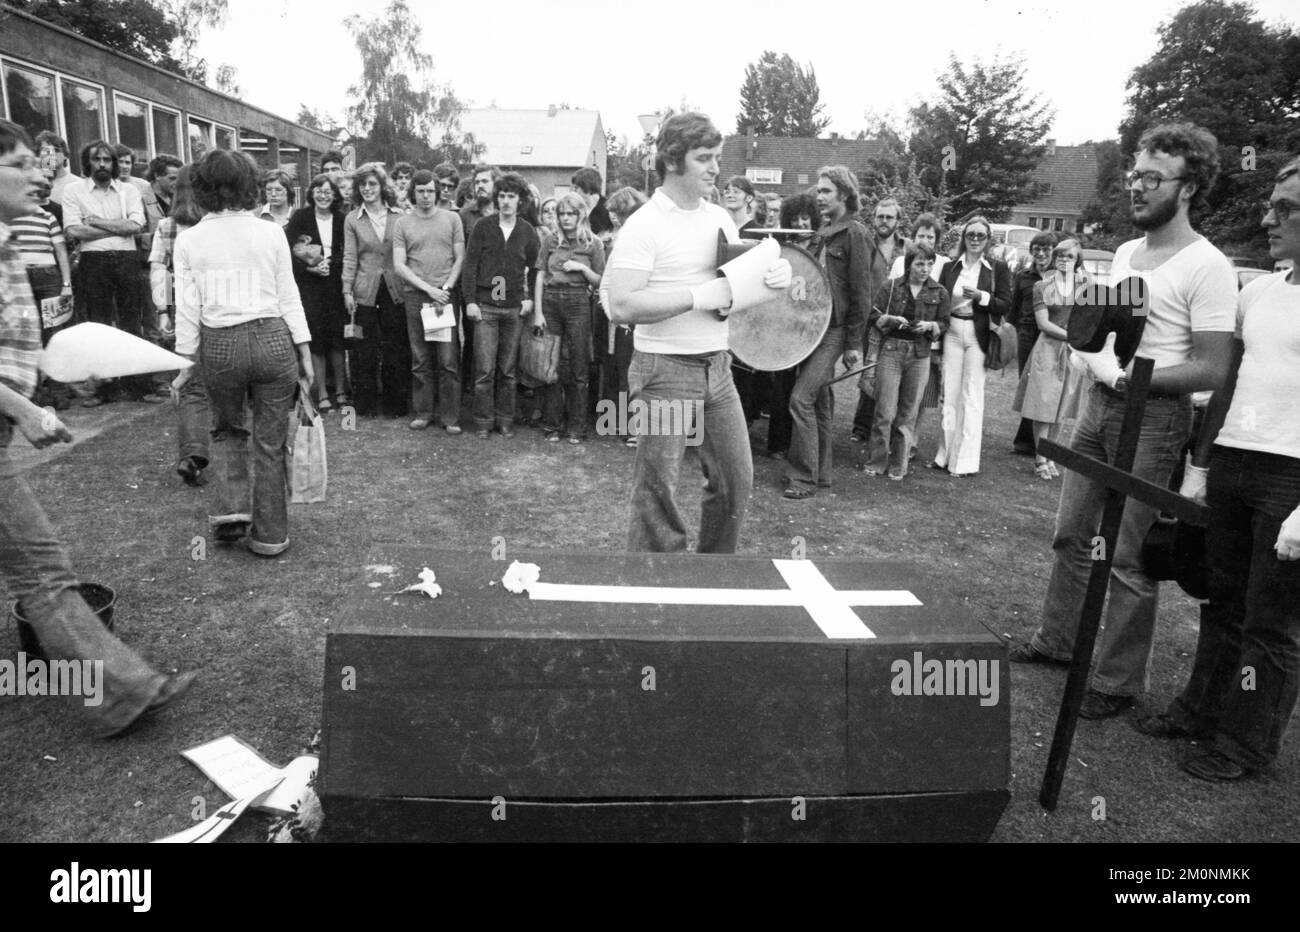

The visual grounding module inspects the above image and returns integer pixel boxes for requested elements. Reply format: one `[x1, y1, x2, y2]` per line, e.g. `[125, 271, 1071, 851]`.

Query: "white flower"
[502, 561, 541, 594]
[398, 566, 442, 599]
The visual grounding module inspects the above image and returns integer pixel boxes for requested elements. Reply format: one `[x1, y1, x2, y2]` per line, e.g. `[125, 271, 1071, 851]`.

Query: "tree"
[907, 52, 1055, 222]
[154, 0, 228, 83]
[736, 51, 830, 137]
[605, 132, 648, 193]
[7, 0, 182, 71]
[343, 0, 476, 168]
[1096, 0, 1300, 255]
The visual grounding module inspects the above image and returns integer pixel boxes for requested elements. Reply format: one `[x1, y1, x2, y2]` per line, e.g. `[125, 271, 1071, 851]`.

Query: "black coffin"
[320, 549, 1010, 841]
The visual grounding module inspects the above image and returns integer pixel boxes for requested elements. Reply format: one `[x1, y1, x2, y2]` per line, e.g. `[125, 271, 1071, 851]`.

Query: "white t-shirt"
[316, 212, 334, 259]
[1110, 236, 1236, 369]
[605, 189, 740, 354]
[1216, 271, 1300, 459]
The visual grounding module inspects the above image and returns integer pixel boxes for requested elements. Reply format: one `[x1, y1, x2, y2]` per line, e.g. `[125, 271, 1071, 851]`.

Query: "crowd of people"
[3, 109, 1299, 785]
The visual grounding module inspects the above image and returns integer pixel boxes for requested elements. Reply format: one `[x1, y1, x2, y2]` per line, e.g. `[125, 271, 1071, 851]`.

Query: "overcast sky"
[196, 0, 1298, 147]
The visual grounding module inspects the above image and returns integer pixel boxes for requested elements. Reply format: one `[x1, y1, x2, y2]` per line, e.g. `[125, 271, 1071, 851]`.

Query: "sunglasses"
[965, 232, 989, 241]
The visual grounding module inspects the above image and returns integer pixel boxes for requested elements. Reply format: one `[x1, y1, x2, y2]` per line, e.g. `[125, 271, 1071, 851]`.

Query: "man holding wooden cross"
[1011, 123, 1237, 721]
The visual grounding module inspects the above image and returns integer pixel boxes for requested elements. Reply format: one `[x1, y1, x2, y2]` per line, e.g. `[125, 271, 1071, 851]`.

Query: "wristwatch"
[1113, 375, 1129, 394]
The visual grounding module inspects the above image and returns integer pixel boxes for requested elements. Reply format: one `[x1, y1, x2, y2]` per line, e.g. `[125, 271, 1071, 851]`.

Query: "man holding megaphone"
[605, 112, 791, 554]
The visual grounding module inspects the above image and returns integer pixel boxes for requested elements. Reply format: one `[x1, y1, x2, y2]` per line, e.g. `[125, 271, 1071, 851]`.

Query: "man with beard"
[1011, 123, 1237, 721]
[851, 197, 908, 442]
[61, 140, 162, 404]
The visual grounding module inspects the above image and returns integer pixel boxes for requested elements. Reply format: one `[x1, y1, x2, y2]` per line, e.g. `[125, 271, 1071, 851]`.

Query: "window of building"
[1075, 219, 1085, 234]
[3, 61, 57, 143]
[58, 79, 105, 163]
[188, 117, 213, 160]
[746, 168, 782, 184]
[1053, 217, 1064, 231]
[214, 124, 236, 151]
[1027, 216, 1037, 227]
[797, 173, 808, 185]
[1039, 182, 1054, 196]
[113, 93, 149, 170]
[152, 106, 181, 160]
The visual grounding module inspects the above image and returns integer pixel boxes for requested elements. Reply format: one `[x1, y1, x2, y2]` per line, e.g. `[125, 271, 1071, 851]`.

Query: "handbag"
[985, 319, 1019, 371]
[287, 392, 327, 503]
[517, 325, 561, 387]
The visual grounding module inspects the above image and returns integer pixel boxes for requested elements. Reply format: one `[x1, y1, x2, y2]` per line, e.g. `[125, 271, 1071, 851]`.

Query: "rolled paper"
[718, 236, 781, 313]
[39, 322, 194, 381]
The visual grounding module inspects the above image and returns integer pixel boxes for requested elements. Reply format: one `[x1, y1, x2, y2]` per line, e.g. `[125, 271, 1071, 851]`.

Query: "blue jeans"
[1031, 384, 1192, 695]
[404, 298, 461, 426]
[201, 317, 299, 549]
[0, 420, 166, 732]
[541, 288, 592, 437]
[627, 350, 753, 554]
[1168, 446, 1300, 769]
[786, 326, 844, 491]
[472, 305, 522, 429]
[867, 338, 930, 476]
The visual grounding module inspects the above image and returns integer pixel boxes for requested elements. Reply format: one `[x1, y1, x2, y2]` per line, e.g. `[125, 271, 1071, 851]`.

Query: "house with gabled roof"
[1008, 140, 1100, 236]
[719, 130, 887, 199]
[454, 106, 606, 198]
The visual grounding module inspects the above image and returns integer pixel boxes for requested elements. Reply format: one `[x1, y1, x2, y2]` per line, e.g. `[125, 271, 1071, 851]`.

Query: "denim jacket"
[808, 216, 871, 352]
[869, 275, 951, 358]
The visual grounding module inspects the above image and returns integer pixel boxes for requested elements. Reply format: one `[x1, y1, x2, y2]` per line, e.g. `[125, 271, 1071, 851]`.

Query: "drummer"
[782, 166, 870, 500]
[605, 112, 791, 553]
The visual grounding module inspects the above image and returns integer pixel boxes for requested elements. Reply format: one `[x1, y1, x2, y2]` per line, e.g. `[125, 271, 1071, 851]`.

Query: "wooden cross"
[1035, 356, 1210, 810]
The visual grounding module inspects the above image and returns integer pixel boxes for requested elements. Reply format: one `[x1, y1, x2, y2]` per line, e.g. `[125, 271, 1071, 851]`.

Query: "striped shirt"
[9, 210, 63, 268]
[0, 223, 44, 398]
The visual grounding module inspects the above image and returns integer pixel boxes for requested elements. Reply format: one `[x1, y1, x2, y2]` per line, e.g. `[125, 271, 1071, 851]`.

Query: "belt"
[546, 284, 590, 291]
[1097, 383, 1186, 403]
[950, 313, 975, 320]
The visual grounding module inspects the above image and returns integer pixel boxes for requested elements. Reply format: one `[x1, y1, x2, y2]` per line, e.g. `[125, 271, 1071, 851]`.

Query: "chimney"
[547, 103, 557, 117]
[830, 131, 839, 147]
[1046, 138, 1056, 156]
[744, 124, 755, 162]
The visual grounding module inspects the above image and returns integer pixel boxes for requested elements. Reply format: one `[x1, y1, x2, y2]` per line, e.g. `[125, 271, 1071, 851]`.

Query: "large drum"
[720, 237, 833, 372]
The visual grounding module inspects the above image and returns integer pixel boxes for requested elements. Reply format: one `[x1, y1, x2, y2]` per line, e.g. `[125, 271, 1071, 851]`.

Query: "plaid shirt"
[0, 223, 44, 398]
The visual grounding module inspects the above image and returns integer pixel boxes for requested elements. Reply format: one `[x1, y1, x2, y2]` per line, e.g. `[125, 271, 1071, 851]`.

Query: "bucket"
[10, 583, 117, 660]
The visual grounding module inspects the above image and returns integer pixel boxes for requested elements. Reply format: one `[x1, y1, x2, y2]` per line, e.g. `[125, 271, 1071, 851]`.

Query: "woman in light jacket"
[342, 162, 409, 418]
[173, 149, 313, 557]
[932, 215, 1011, 476]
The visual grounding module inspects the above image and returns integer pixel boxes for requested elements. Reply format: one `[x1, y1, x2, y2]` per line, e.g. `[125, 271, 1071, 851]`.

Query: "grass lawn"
[1, 371, 1296, 843]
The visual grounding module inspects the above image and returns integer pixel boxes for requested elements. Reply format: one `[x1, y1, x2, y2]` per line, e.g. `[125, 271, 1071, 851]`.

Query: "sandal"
[1047, 461, 1060, 478]
[545, 430, 560, 443]
[782, 487, 816, 500]
[317, 398, 335, 413]
[1035, 458, 1053, 480]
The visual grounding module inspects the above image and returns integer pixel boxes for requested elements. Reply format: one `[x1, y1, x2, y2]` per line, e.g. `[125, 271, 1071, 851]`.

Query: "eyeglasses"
[1262, 200, 1297, 223]
[1030, 245, 1053, 255]
[1123, 170, 1188, 191]
[875, 214, 897, 221]
[964, 231, 988, 241]
[556, 210, 578, 216]
[437, 181, 456, 190]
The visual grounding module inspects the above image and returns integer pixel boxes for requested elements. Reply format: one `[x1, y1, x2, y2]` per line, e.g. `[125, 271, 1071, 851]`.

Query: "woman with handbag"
[173, 149, 314, 557]
[1013, 238, 1087, 479]
[342, 163, 409, 418]
[932, 215, 1012, 477]
[531, 192, 605, 443]
[286, 173, 349, 412]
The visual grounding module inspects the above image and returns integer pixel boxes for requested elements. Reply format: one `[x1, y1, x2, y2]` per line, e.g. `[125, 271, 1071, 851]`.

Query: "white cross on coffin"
[525, 559, 921, 640]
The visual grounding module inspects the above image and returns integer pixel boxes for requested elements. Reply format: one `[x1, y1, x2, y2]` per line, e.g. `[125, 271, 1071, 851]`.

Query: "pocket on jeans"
[202, 334, 236, 374]
[264, 326, 294, 361]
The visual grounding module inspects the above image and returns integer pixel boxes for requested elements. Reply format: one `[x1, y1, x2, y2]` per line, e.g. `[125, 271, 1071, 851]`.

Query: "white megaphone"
[38, 322, 194, 382]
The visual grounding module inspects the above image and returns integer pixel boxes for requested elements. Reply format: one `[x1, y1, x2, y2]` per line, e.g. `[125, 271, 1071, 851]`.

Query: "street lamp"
[637, 113, 660, 193]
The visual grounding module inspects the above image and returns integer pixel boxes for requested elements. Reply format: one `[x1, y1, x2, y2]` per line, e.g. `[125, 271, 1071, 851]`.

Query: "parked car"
[988, 223, 1040, 269]
[1081, 248, 1114, 286]
[1224, 255, 1266, 269]
[1236, 268, 1271, 290]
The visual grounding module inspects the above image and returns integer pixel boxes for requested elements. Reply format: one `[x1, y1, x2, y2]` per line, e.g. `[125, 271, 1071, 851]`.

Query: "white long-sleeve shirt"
[173, 211, 311, 355]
